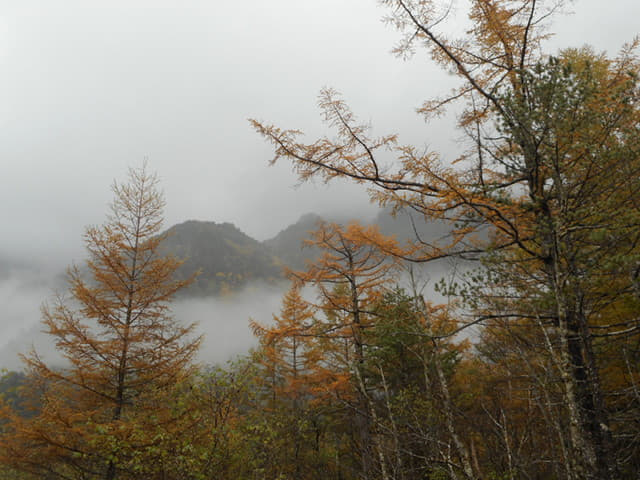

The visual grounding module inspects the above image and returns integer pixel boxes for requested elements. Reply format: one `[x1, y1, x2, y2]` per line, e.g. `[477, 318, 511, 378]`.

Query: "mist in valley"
[0, 211, 461, 372]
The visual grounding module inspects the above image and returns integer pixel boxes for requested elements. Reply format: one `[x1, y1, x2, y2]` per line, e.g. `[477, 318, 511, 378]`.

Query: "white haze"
[1, 0, 639, 369]
[173, 282, 288, 366]
[0, 259, 459, 371]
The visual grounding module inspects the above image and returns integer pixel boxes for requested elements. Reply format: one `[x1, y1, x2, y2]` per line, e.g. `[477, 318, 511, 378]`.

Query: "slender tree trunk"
[535, 162, 615, 480]
[105, 223, 140, 480]
[433, 342, 475, 480]
[348, 260, 374, 479]
[552, 279, 614, 479]
[292, 335, 302, 480]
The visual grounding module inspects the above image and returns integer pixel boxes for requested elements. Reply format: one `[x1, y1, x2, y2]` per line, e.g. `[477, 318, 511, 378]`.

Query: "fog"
[0, 255, 459, 371]
[1, 1, 639, 370]
[173, 282, 288, 366]
[0, 264, 62, 370]
[0, 278, 286, 371]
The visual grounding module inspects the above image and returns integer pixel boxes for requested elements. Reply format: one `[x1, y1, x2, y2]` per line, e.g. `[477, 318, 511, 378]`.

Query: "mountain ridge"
[163, 209, 452, 297]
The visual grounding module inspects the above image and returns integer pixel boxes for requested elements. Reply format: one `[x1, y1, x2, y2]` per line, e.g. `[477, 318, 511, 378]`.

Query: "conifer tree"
[0, 164, 201, 480]
[289, 221, 400, 480]
[250, 284, 320, 480]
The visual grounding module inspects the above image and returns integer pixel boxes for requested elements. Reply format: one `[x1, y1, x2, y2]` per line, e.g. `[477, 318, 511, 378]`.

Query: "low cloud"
[172, 281, 288, 365]
[0, 265, 63, 370]
[0, 257, 468, 372]
[0, 278, 289, 371]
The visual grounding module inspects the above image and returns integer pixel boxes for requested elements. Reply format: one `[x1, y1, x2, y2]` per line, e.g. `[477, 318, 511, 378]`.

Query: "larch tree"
[251, 284, 316, 410]
[288, 221, 401, 480]
[252, 1, 640, 478]
[0, 164, 201, 480]
[250, 284, 320, 480]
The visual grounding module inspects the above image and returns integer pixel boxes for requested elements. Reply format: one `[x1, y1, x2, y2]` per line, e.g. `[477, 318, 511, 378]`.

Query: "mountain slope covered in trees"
[162, 220, 283, 296]
[161, 209, 439, 296]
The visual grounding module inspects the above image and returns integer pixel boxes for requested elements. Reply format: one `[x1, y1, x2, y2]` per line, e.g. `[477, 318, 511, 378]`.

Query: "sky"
[1, 0, 638, 266]
[1, 0, 639, 366]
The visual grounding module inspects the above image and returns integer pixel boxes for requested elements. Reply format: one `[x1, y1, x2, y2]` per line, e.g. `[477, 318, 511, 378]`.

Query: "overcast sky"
[1, 0, 639, 268]
[1, 0, 639, 365]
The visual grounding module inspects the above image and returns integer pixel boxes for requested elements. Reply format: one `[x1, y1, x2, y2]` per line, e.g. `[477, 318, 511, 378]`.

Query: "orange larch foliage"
[251, 284, 316, 408]
[288, 221, 401, 479]
[0, 164, 201, 480]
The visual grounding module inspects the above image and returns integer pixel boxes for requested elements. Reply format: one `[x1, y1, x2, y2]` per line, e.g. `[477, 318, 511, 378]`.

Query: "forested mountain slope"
[161, 220, 283, 296]
[162, 209, 449, 296]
